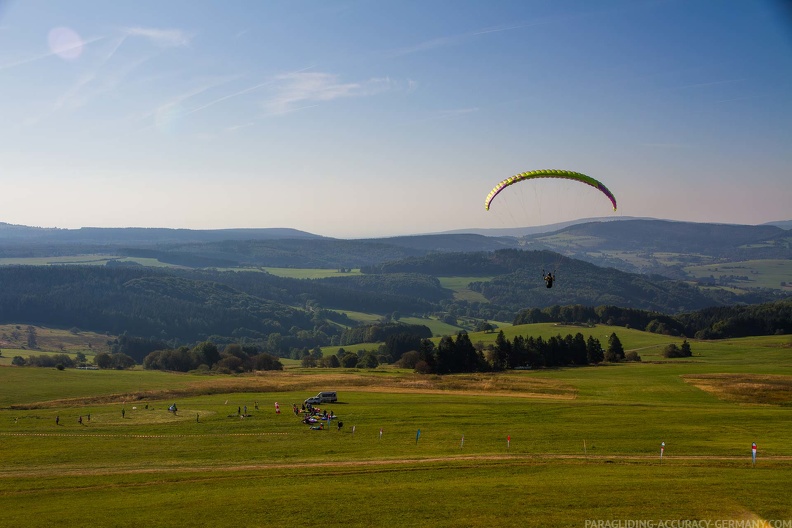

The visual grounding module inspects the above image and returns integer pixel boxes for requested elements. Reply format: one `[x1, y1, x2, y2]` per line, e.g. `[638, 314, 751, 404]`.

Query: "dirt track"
[1, 450, 789, 481]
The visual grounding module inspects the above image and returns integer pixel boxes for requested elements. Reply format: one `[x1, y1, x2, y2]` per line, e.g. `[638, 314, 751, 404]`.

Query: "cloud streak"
[385, 20, 547, 58]
[0, 35, 106, 71]
[263, 72, 396, 115]
[179, 66, 314, 118]
[123, 27, 192, 47]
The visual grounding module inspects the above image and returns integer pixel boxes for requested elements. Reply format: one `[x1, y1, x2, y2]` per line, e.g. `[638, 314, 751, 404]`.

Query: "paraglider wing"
[484, 169, 617, 211]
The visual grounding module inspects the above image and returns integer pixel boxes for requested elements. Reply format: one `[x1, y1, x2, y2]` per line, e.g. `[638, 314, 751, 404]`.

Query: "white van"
[304, 391, 337, 405]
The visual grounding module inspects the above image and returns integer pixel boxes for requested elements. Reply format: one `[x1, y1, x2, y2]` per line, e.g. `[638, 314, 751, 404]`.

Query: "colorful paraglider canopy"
[484, 169, 617, 212]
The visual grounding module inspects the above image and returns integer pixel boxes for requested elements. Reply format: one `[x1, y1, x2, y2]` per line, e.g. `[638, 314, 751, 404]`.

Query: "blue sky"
[1, 0, 790, 238]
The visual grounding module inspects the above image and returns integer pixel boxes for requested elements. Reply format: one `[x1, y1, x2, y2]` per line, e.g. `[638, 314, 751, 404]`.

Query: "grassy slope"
[0, 328, 790, 526]
[437, 276, 492, 302]
[0, 255, 177, 268]
[685, 259, 792, 291]
[262, 267, 362, 278]
[0, 324, 112, 365]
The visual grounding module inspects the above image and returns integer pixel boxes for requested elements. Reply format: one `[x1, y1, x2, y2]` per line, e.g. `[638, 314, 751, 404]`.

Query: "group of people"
[297, 403, 338, 430]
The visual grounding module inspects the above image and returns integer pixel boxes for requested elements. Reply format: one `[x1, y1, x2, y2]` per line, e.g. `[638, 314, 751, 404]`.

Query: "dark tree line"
[339, 323, 433, 347]
[0, 266, 314, 342]
[514, 300, 792, 339]
[143, 342, 283, 373]
[396, 330, 627, 374]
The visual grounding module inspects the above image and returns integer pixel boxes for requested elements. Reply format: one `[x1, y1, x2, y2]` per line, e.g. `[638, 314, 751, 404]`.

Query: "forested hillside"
[363, 249, 774, 313]
[514, 300, 792, 339]
[2, 220, 790, 287]
[521, 219, 792, 277]
[0, 266, 313, 342]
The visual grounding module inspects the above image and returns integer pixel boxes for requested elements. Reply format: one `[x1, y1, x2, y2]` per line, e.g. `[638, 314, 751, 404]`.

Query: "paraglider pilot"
[543, 270, 555, 289]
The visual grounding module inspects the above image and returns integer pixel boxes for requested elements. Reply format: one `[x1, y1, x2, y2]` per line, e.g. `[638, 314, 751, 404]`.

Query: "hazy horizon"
[2, 1, 791, 238]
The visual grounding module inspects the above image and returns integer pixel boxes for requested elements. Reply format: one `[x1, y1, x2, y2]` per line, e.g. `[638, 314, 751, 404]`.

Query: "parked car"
[304, 391, 337, 405]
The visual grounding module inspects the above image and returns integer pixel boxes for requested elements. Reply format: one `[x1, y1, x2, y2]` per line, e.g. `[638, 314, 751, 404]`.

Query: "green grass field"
[263, 267, 362, 279]
[0, 324, 111, 366]
[437, 276, 492, 302]
[685, 259, 792, 291]
[1, 327, 791, 527]
[0, 255, 178, 268]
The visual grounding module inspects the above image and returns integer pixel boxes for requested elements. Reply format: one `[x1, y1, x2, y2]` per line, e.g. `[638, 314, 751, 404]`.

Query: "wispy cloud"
[668, 78, 746, 91]
[386, 21, 545, 58]
[138, 76, 241, 127]
[56, 54, 154, 113]
[711, 94, 769, 104]
[394, 107, 480, 128]
[264, 72, 396, 115]
[224, 122, 256, 133]
[26, 26, 194, 126]
[436, 107, 479, 118]
[52, 35, 135, 112]
[640, 142, 694, 149]
[179, 66, 313, 118]
[0, 35, 105, 71]
[123, 27, 192, 47]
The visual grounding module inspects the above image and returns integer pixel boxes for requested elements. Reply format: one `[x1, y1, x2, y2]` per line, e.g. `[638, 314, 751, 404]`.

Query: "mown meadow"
[1, 326, 790, 527]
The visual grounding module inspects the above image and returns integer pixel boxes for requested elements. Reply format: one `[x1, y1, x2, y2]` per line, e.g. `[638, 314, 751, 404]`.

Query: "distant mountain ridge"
[1, 219, 790, 280]
[0, 223, 322, 244]
[432, 216, 656, 237]
[764, 220, 792, 230]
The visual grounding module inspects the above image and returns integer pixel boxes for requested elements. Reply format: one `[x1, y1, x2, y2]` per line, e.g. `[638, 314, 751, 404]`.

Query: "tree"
[417, 339, 436, 371]
[434, 336, 456, 374]
[662, 344, 681, 358]
[397, 350, 420, 369]
[192, 342, 221, 367]
[12, 356, 26, 366]
[301, 355, 317, 368]
[476, 321, 495, 333]
[586, 336, 604, 364]
[571, 333, 588, 365]
[491, 330, 510, 370]
[215, 355, 244, 373]
[111, 353, 136, 369]
[455, 332, 480, 373]
[223, 344, 246, 359]
[663, 340, 692, 358]
[605, 333, 625, 362]
[26, 326, 38, 349]
[319, 354, 341, 368]
[340, 352, 358, 368]
[94, 352, 112, 369]
[252, 353, 284, 371]
[358, 352, 379, 369]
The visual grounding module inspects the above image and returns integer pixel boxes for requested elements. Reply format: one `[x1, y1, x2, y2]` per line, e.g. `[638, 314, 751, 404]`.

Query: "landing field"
[1, 328, 790, 527]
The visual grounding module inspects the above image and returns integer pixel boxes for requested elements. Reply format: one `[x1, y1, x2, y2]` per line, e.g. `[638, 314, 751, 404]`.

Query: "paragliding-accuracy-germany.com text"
[584, 520, 792, 528]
